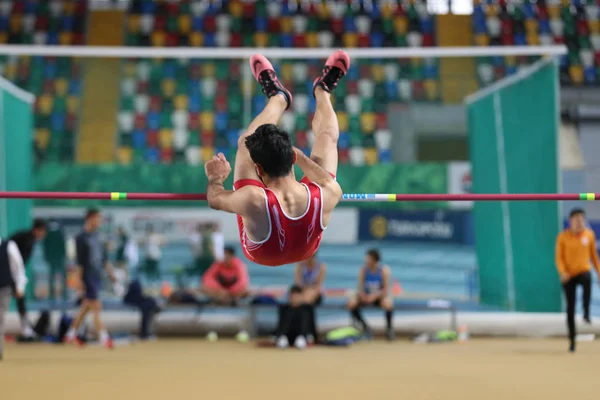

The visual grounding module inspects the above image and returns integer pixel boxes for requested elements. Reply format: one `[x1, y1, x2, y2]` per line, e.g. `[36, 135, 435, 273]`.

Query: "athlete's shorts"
[82, 275, 101, 301]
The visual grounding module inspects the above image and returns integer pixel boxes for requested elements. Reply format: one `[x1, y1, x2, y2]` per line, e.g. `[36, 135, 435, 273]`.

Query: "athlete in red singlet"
[205, 50, 350, 267]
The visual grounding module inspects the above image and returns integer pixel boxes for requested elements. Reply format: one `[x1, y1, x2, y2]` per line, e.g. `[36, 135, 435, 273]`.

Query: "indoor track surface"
[2, 338, 598, 400]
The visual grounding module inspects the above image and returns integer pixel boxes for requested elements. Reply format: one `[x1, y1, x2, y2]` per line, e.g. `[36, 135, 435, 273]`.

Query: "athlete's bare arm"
[381, 265, 391, 298]
[294, 147, 342, 213]
[205, 153, 263, 216]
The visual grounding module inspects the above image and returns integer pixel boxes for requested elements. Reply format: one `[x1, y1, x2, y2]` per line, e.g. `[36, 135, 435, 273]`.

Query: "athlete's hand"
[560, 273, 570, 283]
[205, 153, 231, 183]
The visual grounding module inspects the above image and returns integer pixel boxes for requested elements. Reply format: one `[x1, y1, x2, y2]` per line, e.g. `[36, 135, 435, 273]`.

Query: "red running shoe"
[64, 335, 85, 348]
[312, 50, 351, 98]
[103, 337, 114, 350]
[249, 54, 292, 110]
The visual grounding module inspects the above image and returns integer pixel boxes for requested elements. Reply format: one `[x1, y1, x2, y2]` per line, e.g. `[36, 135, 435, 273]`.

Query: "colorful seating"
[119, 0, 438, 166]
[0, 0, 87, 164]
[472, 0, 595, 86]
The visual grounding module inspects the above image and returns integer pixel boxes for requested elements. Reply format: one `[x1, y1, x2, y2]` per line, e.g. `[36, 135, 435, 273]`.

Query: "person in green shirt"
[115, 226, 129, 269]
[42, 220, 66, 302]
[189, 223, 215, 278]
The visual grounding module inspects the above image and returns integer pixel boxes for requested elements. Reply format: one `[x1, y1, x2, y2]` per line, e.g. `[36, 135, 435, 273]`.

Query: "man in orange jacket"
[555, 208, 600, 352]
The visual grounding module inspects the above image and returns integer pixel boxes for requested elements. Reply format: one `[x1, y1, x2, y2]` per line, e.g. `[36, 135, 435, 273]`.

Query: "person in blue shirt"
[64, 209, 116, 349]
[292, 253, 327, 342]
[347, 248, 394, 340]
[294, 253, 326, 305]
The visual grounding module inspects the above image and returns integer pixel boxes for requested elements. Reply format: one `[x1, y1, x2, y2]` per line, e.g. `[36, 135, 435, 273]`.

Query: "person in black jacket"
[0, 236, 27, 361]
[9, 219, 47, 339]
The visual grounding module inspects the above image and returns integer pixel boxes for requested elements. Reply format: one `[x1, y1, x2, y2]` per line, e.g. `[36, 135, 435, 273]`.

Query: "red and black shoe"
[312, 50, 351, 98]
[249, 54, 293, 110]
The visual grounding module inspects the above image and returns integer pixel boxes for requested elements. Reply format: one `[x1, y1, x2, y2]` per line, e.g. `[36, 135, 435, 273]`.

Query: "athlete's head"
[365, 248, 380, 268]
[32, 218, 48, 241]
[245, 123, 295, 179]
[85, 208, 103, 232]
[224, 246, 235, 265]
[569, 208, 586, 233]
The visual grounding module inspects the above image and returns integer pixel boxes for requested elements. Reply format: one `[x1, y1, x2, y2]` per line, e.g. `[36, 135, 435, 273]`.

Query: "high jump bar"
[0, 191, 598, 202]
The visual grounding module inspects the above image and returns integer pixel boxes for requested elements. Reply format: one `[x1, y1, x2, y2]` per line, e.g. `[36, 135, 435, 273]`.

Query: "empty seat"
[349, 147, 365, 166]
[121, 78, 136, 96]
[280, 111, 295, 132]
[134, 95, 150, 114]
[118, 112, 135, 133]
[294, 94, 309, 114]
[172, 110, 189, 129]
[358, 79, 374, 98]
[374, 129, 392, 150]
[173, 128, 189, 150]
[345, 94, 361, 115]
[364, 148, 378, 165]
[397, 79, 412, 101]
[117, 147, 133, 164]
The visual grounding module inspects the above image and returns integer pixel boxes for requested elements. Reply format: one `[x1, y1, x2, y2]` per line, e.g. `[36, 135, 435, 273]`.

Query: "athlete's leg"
[310, 50, 350, 176]
[234, 55, 292, 182]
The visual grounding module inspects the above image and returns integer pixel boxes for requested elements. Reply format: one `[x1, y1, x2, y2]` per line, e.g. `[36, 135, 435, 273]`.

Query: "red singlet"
[234, 177, 326, 267]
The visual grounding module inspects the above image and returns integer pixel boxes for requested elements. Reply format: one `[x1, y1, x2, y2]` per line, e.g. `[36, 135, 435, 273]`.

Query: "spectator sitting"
[275, 285, 310, 349]
[123, 279, 161, 340]
[294, 253, 326, 342]
[347, 248, 395, 341]
[294, 253, 326, 305]
[201, 247, 249, 305]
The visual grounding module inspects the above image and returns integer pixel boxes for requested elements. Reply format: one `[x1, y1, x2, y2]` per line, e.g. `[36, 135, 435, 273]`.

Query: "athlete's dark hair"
[85, 208, 100, 220]
[32, 218, 47, 231]
[245, 124, 294, 178]
[224, 246, 235, 256]
[570, 208, 585, 219]
[366, 248, 381, 263]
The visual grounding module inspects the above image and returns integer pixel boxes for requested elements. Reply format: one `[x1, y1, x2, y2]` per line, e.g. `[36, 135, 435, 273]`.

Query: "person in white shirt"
[210, 223, 225, 262]
[141, 226, 164, 285]
[188, 223, 225, 278]
[0, 237, 27, 361]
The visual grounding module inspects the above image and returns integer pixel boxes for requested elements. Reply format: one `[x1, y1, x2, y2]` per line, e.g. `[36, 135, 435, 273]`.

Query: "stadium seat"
[116, 0, 442, 165]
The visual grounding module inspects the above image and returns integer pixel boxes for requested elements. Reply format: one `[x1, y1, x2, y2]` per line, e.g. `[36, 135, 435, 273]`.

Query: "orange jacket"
[555, 229, 600, 277]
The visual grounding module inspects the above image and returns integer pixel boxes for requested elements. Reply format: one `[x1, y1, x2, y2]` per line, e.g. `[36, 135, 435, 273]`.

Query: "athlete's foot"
[584, 316, 592, 324]
[569, 341, 576, 353]
[386, 328, 396, 342]
[313, 49, 351, 98]
[103, 337, 114, 350]
[276, 335, 289, 349]
[249, 54, 292, 110]
[362, 327, 373, 341]
[294, 336, 307, 349]
[64, 335, 85, 347]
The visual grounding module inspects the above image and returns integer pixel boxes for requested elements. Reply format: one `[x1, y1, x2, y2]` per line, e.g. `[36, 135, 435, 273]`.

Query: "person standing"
[201, 246, 249, 305]
[141, 225, 164, 285]
[64, 209, 116, 349]
[189, 223, 212, 277]
[43, 219, 67, 302]
[0, 236, 27, 361]
[555, 208, 600, 352]
[347, 249, 395, 341]
[114, 226, 129, 270]
[9, 219, 48, 339]
[210, 223, 225, 262]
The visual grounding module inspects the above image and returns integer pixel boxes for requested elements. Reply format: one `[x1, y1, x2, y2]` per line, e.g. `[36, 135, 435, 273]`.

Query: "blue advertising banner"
[359, 209, 473, 245]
